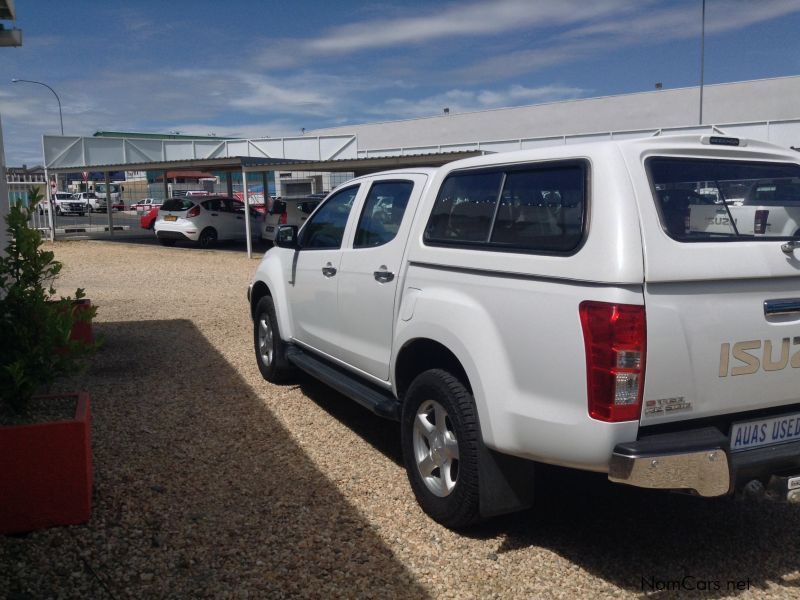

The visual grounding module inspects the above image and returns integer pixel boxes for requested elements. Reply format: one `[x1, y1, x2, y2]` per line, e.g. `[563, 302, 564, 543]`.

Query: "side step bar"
[286, 346, 400, 420]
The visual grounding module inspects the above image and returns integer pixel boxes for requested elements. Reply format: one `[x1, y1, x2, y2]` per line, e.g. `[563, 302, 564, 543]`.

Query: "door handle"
[373, 268, 395, 283]
[764, 298, 800, 317]
[322, 263, 337, 277]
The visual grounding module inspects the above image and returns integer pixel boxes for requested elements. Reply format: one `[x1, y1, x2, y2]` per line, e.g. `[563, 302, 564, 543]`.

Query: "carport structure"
[42, 133, 484, 257]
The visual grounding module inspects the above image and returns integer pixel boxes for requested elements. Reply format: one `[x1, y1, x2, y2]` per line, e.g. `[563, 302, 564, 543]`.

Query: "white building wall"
[308, 77, 800, 151]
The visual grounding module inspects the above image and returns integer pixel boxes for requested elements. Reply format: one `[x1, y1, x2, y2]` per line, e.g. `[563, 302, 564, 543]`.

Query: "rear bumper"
[156, 230, 194, 242]
[609, 427, 800, 497]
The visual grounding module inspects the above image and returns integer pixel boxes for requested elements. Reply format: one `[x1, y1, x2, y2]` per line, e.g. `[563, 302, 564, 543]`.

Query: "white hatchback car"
[155, 196, 263, 248]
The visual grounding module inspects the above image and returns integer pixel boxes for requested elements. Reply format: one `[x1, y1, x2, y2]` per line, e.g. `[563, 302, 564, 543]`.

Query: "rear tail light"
[754, 209, 769, 234]
[579, 301, 647, 422]
[279, 212, 288, 225]
[186, 205, 201, 218]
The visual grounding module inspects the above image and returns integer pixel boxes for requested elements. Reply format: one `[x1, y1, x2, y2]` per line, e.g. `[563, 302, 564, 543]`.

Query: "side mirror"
[275, 225, 299, 249]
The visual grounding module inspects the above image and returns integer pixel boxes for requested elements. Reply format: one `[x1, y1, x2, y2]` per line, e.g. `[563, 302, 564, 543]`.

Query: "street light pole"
[11, 78, 64, 135]
[699, 0, 706, 125]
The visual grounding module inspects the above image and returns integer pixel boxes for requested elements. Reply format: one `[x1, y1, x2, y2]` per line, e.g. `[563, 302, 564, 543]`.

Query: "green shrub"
[0, 186, 98, 413]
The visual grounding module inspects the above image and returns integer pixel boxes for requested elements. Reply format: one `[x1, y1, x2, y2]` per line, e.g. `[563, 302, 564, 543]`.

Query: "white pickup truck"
[50, 192, 88, 216]
[689, 179, 800, 237]
[249, 135, 800, 528]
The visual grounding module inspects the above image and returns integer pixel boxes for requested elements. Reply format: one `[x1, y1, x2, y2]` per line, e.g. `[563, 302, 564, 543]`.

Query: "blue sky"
[2, 0, 800, 165]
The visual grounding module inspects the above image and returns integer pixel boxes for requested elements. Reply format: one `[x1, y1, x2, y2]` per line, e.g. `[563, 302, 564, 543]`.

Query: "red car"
[140, 206, 159, 230]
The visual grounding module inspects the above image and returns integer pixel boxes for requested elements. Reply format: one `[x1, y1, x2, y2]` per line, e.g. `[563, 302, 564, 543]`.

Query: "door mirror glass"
[275, 225, 299, 248]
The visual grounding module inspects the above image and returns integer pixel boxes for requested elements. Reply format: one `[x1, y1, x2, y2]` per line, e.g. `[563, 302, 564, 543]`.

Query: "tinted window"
[354, 181, 414, 248]
[648, 158, 800, 240]
[425, 172, 503, 243]
[161, 198, 194, 212]
[298, 201, 319, 215]
[201, 198, 222, 211]
[301, 186, 359, 249]
[424, 162, 586, 252]
[490, 166, 585, 251]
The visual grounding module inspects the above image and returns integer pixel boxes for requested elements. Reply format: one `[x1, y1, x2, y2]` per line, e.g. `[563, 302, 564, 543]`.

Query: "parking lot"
[2, 239, 800, 598]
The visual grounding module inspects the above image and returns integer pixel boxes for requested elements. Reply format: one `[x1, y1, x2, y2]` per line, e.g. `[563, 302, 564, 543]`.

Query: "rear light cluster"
[186, 205, 201, 218]
[579, 301, 647, 422]
[754, 209, 769, 234]
[279, 212, 288, 225]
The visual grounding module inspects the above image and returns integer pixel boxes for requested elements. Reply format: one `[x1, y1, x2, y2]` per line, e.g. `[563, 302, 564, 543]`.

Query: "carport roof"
[44, 151, 486, 175]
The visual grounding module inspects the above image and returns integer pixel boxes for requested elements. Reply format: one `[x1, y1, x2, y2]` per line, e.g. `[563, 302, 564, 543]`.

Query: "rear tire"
[158, 238, 176, 247]
[253, 296, 292, 382]
[401, 369, 481, 529]
[198, 227, 218, 248]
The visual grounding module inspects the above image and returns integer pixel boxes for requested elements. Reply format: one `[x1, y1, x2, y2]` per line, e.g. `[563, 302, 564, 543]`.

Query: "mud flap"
[478, 440, 537, 518]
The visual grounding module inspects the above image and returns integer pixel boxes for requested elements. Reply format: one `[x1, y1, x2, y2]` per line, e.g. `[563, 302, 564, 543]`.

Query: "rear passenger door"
[336, 175, 427, 380]
[201, 198, 229, 238]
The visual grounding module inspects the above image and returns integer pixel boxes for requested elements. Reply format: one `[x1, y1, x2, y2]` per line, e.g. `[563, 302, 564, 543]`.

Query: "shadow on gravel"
[466, 466, 800, 598]
[298, 376, 403, 467]
[292, 375, 800, 598]
[0, 320, 426, 599]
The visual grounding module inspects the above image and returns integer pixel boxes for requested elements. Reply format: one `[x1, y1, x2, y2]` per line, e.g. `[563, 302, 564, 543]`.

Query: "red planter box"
[0, 392, 93, 535]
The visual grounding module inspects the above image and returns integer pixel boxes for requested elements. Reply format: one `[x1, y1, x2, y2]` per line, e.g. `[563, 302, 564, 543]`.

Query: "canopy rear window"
[424, 161, 586, 254]
[648, 157, 800, 241]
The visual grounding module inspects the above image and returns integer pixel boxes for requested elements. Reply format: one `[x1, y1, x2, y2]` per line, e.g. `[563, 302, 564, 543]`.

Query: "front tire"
[401, 369, 481, 529]
[253, 296, 292, 382]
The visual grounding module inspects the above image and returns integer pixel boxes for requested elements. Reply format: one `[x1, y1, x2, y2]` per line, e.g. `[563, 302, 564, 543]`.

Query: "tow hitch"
[741, 475, 800, 503]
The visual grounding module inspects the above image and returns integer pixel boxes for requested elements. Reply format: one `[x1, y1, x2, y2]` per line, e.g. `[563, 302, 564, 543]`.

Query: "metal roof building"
[308, 76, 800, 156]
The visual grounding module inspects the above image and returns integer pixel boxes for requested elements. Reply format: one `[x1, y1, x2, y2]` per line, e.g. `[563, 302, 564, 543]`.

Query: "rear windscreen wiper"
[713, 180, 742, 237]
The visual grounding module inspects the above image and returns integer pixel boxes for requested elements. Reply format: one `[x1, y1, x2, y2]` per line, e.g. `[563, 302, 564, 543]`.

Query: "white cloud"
[564, 0, 800, 40]
[306, 0, 645, 54]
[459, 0, 800, 82]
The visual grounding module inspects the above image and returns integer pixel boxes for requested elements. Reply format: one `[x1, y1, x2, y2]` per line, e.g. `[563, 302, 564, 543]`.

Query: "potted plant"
[0, 187, 98, 534]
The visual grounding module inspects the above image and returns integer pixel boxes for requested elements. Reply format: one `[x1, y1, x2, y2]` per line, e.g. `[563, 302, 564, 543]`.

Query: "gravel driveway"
[3, 239, 800, 598]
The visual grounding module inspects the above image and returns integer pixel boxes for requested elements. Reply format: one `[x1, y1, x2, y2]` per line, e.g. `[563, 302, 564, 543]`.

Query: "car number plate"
[730, 411, 800, 452]
[165, 215, 177, 221]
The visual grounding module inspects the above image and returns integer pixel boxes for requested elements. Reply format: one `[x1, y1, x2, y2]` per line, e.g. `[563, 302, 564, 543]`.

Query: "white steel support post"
[0, 116, 6, 253]
[242, 169, 253, 258]
[44, 166, 55, 242]
[105, 171, 113, 235]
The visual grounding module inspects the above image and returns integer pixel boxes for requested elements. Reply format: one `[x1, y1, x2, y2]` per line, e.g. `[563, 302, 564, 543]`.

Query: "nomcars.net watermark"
[642, 576, 752, 593]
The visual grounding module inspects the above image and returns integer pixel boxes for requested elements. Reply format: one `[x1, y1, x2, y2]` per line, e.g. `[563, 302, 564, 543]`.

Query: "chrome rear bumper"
[608, 427, 730, 497]
[609, 426, 800, 498]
